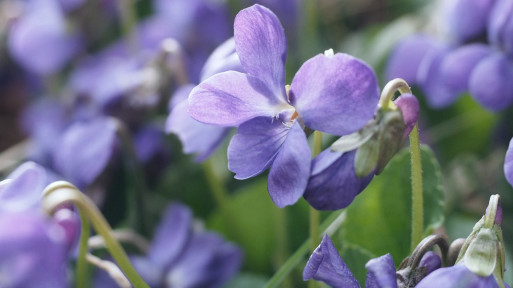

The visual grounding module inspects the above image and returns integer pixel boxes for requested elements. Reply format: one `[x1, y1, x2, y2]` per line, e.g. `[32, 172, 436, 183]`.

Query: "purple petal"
[469, 52, 513, 111]
[303, 235, 360, 288]
[94, 256, 163, 288]
[488, 0, 513, 57]
[8, 0, 80, 75]
[267, 120, 310, 207]
[440, 44, 493, 96]
[167, 100, 230, 162]
[200, 37, 244, 81]
[53, 117, 117, 189]
[133, 125, 165, 163]
[303, 149, 373, 210]
[166, 232, 242, 288]
[445, 0, 496, 42]
[505, 137, 513, 188]
[365, 253, 397, 288]
[52, 208, 80, 253]
[385, 35, 439, 85]
[188, 71, 291, 126]
[417, 45, 460, 108]
[148, 203, 192, 270]
[227, 116, 291, 179]
[394, 93, 419, 139]
[0, 211, 68, 288]
[290, 53, 379, 136]
[419, 251, 442, 276]
[234, 4, 287, 99]
[0, 162, 49, 213]
[416, 263, 501, 288]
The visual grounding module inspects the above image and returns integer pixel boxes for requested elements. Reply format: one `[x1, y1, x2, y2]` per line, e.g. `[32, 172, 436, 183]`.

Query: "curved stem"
[42, 181, 150, 288]
[77, 210, 90, 288]
[380, 78, 423, 252]
[406, 234, 449, 269]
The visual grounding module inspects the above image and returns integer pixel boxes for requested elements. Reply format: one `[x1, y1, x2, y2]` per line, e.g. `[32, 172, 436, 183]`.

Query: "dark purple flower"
[8, 0, 81, 75]
[95, 203, 242, 288]
[0, 210, 68, 288]
[53, 117, 118, 189]
[444, 0, 497, 42]
[416, 263, 505, 288]
[365, 253, 398, 288]
[503, 136, 512, 189]
[188, 5, 379, 207]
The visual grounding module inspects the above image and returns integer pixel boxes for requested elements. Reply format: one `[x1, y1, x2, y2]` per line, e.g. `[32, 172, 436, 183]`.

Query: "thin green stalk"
[409, 123, 423, 251]
[380, 78, 423, 252]
[273, 206, 292, 288]
[76, 211, 90, 288]
[308, 131, 323, 288]
[263, 210, 346, 288]
[43, 181, 150, 288]
[117, 0, 138, 52]
[113, 119, 148, 236]
[201, 159, 239, 240]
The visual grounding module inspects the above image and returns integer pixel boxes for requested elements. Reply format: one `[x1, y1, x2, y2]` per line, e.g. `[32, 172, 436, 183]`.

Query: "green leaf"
[340, 145, 445, 263]
[339, 244, 375, 286]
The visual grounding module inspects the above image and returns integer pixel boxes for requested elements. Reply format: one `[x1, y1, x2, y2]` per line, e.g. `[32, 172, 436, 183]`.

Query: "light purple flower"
[53, 117, 118, 189]
[0, 210, 68, 288]
[488, 0, 513, 57]
[95, 203, 242, 288]
[445, 0, 497, 42]
[167, 38, 242, 161]
[188, 5, 379, 207]
[8, 0, 81, 75]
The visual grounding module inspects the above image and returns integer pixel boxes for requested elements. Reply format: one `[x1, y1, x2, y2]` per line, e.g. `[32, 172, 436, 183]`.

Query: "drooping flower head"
[188, 4, 380, 207]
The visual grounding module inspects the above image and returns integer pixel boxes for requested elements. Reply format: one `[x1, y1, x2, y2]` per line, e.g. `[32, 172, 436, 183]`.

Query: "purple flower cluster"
[95, 203, 242, 288]
[387, 0, 513, 111]
[186, 4, 418, 209]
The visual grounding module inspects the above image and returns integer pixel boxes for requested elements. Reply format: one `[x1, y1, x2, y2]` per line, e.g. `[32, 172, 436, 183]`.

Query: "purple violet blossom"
[8, 0, 81, 75]
[95, 203, 242, 288]
[167, 38, 242, 161]
[188, 5, 379, 207]
[303, 235, 441, 288]
[416, 263, 510, 288]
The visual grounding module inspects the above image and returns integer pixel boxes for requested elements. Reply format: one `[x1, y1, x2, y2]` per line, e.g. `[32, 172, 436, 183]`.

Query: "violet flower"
[416, 263, 510, 288]
[303, 235, 441, 288]
[167, 38, 242, 161]
[8, 0, 81, 75]
[188, 4, 379, 207]
[95, 203, 242, 288]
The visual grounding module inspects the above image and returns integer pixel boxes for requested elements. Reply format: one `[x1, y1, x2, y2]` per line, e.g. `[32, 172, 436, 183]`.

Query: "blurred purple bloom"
[505, 137, 513, 187]
[0, 162, 51, 213]
[0, 210, 68, 288]
[416, 263, 507, 288]
[468, 52, 513, 111]
[167, 38, 242, 161]
[53, 117, 118, 189]
[188, 5, 379, 207]
[445, 0, 496, 42]
[96, 203, 242, 288]
[488, 0, 513, 57]
[8, 0, 81, 75]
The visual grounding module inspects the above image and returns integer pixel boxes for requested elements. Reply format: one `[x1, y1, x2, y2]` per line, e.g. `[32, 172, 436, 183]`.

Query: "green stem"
[308, 131, 323, 288]
[77, 211, 90, 288]
[263, 210, 346, 288]
[273, 206, 292, 288]
[43, 181, 150, 288]
[117, 0, 138, 52]
[113, 119, 148, 236]
[380, 78, 423, 252]
[409, 123, 423, 251]
[201, 159, 239, 239]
